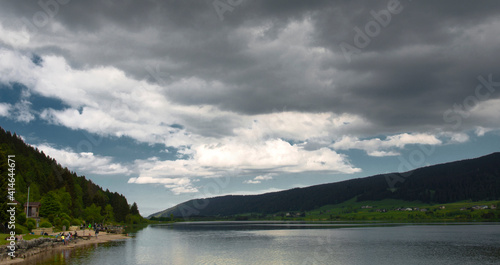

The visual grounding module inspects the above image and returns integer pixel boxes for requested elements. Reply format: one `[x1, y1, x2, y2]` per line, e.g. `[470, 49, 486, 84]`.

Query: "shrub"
[71, 218, 81, 226]
[53, 217, 62, 227]
[62, 219, 71, 230]
[48, 214, 55, 223]
[17, 212, 27, 226]
[40, 221, 52, 228]
[60, 213, 71, 221]
[26, 218, 36, 231]
[125, 214, 143, 224]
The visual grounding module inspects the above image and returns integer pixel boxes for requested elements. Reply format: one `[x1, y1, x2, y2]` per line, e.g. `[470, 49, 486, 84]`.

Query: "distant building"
[438, 206, 446, 210]
[24, 202, 41, 218]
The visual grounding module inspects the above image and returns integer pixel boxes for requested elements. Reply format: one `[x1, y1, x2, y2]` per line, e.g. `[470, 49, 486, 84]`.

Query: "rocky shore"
[1, 231, 129, 264]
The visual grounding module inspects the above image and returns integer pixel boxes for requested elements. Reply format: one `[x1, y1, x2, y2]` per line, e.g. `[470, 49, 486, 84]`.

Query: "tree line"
[0, 127, 143, 232]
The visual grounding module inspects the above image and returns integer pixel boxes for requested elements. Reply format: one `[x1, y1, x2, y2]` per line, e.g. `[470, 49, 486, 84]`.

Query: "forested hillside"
[151, 152, 500, 218]
[0, 127, 141, 231]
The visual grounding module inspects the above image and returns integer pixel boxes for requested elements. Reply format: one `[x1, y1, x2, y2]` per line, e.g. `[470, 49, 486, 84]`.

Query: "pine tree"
[130, 202, 140, 215]
[40, 191, 62, 217]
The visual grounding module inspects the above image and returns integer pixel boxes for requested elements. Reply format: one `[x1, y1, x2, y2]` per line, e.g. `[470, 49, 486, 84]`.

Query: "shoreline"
[1, 230, 130, 265]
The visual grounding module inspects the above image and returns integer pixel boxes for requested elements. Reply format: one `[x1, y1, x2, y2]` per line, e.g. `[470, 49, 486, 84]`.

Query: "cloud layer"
[1, 0, 500, 194]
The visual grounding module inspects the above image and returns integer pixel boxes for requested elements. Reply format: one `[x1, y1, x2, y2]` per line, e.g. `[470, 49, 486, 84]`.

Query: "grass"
[0, 233, 52, 246]
[301, 198, 500, 222]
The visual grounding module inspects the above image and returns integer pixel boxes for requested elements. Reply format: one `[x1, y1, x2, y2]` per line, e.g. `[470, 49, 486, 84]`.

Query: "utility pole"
[26, 186, 30, 218]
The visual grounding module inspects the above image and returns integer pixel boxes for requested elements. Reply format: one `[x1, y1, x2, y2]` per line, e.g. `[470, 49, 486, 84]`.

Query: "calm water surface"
[23, 222, 500, 265]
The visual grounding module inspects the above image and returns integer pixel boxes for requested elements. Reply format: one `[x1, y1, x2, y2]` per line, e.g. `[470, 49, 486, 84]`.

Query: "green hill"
[150, 152, 500, 219]
[0, 127, 141, 232]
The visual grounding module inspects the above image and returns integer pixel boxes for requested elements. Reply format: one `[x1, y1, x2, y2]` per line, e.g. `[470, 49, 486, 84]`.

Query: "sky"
[1, 0, 500, 216]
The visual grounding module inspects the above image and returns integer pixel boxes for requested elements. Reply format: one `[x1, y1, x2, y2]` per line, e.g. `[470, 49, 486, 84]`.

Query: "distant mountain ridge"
[150, 152, 500, 219]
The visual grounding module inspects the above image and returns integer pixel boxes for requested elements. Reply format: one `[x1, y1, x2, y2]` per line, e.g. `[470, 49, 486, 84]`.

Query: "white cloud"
[0, 24, 30, 47]
[439, 132, 469, 143]
[244, 174, 274, 184]
[0, 103, 11, 116]
[0, 49, 38, 86]
[133, 157, 217, 179]
[129, 158, 211, 194]
[468, 98, 500, 128]
[129, 140, 360, 193]
[367, 151, 401, 157]
[35, 144, 131, 175]
[23, 54, 248, 149]
[127, 176, 198, 195]
[244, 180, 261, 184]
[234, 111, 369, 142]
[331, 133, 443, 156]
[255, 174, 274, 181]
[13, 100, 35, 123]
[474, 127, 492, 137]
[194, 139, 360, 173]
[226, 188, 285, 196]
[170, 186, 199, 195]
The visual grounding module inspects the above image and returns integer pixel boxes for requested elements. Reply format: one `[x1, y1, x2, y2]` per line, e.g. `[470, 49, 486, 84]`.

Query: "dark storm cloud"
[2, 0, 500, 133]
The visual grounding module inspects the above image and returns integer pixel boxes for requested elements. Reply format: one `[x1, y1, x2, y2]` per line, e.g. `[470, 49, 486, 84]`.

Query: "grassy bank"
[302, 199, 499, 221]
[0, 234, 51, 246]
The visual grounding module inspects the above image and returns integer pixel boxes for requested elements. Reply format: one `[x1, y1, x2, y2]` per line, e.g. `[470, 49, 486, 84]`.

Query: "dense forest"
[151, 152, 500, 218]
[0, 127, 142, 232]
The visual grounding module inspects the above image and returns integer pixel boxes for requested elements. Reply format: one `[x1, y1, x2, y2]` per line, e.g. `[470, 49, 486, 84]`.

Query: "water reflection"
[15, 240, 126, 265]
[11, 223, 500, 265]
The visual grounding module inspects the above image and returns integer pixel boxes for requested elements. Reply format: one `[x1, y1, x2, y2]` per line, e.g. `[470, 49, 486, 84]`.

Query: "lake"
[22, 222, 500, 265]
